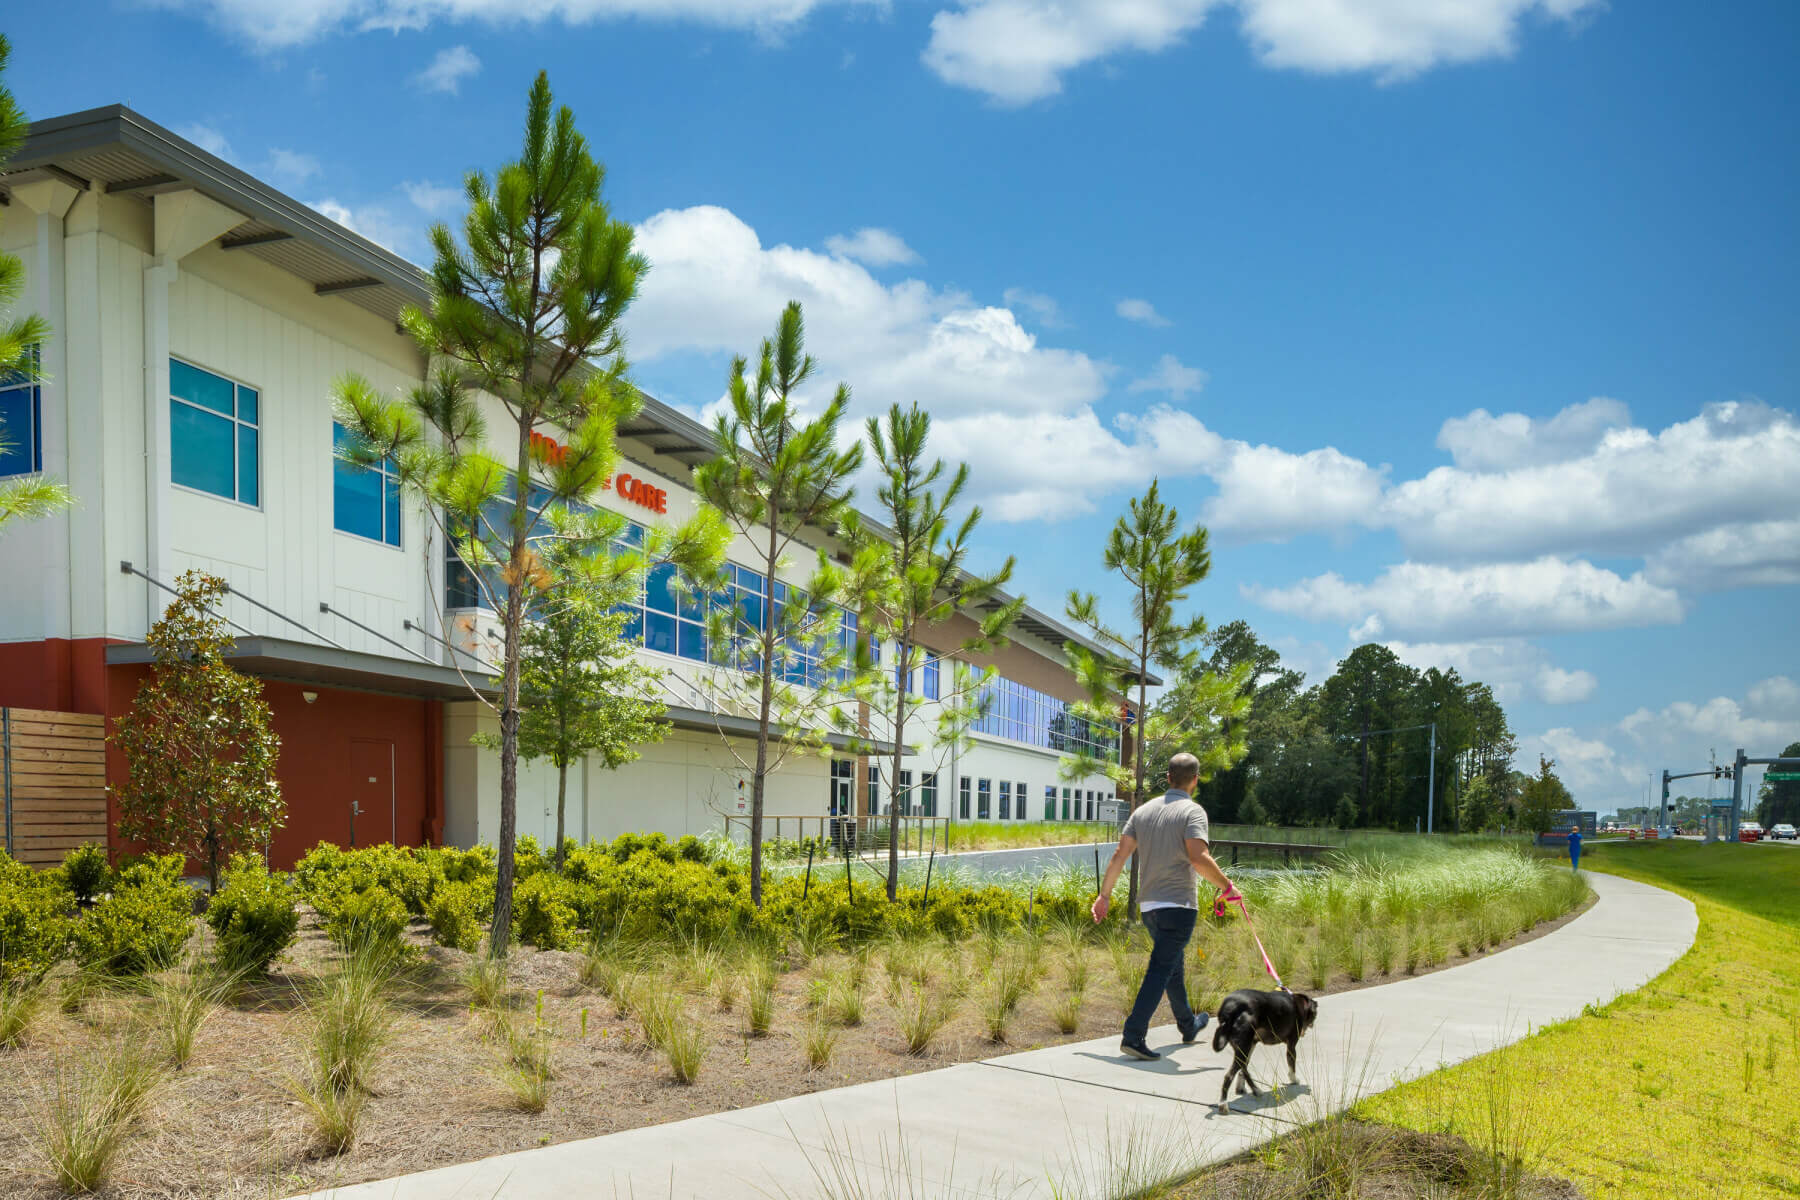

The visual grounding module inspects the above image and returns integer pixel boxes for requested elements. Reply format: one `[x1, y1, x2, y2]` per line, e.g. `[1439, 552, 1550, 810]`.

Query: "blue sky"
[8, 1, 1798, 814]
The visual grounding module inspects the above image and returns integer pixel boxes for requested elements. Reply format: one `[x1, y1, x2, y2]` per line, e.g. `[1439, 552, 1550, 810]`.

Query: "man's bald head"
[1168, 753, 1201, 790]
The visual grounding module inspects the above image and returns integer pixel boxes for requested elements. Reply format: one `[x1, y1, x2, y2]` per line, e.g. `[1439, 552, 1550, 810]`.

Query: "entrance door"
[349, 739, 396, 848]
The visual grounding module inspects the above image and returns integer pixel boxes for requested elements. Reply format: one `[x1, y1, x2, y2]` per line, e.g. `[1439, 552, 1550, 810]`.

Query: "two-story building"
[0, 106, 1135, 869]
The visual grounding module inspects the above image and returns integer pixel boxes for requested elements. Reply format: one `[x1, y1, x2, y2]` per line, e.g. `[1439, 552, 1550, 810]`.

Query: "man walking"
[1092, 752, 1239, 1061]
[1567, 823, 1582, 871]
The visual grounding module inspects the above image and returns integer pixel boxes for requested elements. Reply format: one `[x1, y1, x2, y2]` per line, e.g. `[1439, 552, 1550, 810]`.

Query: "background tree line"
[1140, 629, 1542, 832]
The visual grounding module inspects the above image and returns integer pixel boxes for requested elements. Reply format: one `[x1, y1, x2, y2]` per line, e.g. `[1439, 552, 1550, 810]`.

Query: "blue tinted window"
[170, 360, 258, 504]
[677, 620, 707, 662]
[332, 423, 401, 546]
[237, 425, 259, 505]
[645, 563, 677, 614]
[924, 656, 940, 700]
[171, 403, 235, 497]
[170, 359, 234, 414]
[0, 380, 40, 476]
[644, 611, 677, 656]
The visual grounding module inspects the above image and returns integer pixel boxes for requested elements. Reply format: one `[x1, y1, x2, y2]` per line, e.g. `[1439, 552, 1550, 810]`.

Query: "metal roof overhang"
[101, 637, 893, 754]
[18, 106, 1155, 690]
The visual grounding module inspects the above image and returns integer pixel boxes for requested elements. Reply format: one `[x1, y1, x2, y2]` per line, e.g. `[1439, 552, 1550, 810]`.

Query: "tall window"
[1087, 791, 1095, 821]
[867, 764, 881, 817]
[1061, 786, 1071, 821]
[331, 423, 401, 546]
[923, 655, 940, 700]
[959, 776, 971, 820]
[1017, 781, 1028, 821]
[922, 772, 938, 818]
[0, 351, 41, 477]
[977, 778, 991, 820]
[170, 359, 258, 505]
[998, 780, 1011, 820]
[973, 674, 1120, 762]
[897, 769, 913, 815]
[1044, 785, 1056, 822]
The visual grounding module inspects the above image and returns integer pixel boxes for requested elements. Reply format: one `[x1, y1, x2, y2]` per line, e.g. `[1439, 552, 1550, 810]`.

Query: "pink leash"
[1225, 892, 1291, 994]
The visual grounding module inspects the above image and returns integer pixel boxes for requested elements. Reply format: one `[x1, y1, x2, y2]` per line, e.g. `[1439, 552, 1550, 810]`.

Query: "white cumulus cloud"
[158, 0, 879, 51]
[1248, 557, 1685, 642]
[823, 227, 920, 267]
[402, 179, 464, 216]
[414, 44, 481, 93]
[1384, 639, 1597, 705]
[265, 148, 321, 189]
[175, 122, 233, 159]
[1116, 297, 1171, 327]
[922, 0, 1601, 104]
[1127, 354, 1207, 400]
[1002, 287, 1064, 327]
[1435, 396, 1630, 472]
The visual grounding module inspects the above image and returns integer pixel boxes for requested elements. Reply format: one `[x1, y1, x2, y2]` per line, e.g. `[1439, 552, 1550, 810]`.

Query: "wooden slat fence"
[2, 707, 109, 867]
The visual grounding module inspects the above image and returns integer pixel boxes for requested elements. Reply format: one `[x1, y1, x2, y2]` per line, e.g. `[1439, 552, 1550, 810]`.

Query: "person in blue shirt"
[1567, 826, 1583, 871]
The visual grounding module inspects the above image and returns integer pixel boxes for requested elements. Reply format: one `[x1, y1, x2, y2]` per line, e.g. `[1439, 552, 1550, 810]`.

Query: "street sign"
[1765, 771, 1800, 781]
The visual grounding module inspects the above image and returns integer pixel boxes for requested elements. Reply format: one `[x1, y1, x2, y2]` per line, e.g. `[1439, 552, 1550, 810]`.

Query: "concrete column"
[8, 179, 80, 642]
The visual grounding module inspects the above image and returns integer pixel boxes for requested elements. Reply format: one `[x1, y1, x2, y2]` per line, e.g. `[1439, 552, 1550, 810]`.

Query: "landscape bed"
[0, 835, 1590, 1199]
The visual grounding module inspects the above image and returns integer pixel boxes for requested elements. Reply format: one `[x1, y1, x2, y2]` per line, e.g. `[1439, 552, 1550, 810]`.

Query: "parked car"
[1739, 822, 1764, 842]
[1770, 823, 1797, 841]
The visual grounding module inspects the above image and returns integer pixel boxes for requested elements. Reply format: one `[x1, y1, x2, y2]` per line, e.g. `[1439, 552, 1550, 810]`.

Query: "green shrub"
[57, 843, 112, 905]
[295, 843, 434, 917]
[321, 884, 407, 955]
[0, 853, 73, 984]
[69, 854, 193, 976]
[513, 873, 578, 951]
[205, 855, 299, 974]
[427, 881, 483, 953]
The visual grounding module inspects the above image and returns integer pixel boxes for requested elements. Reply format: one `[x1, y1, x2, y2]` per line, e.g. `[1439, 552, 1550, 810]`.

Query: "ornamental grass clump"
[495, 992, 555, 1112]
[895, 981, 957, 1056]
[746, 961, 776, 1037]
[29, 1037, 165, 1193]
[144, 958, 236, 1068]
[804, 1017, 840, 1071]
[0, 975, 48, 1048]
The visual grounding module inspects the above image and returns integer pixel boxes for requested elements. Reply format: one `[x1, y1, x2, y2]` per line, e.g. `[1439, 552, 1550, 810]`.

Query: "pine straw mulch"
[0, 892, 1596, 1200]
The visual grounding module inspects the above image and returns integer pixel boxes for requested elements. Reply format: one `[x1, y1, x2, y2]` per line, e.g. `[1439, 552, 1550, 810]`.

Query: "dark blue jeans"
[1123, 905, 1198, 1043]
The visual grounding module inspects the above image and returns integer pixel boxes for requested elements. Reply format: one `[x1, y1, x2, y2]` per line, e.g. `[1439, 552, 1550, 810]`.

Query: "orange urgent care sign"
[531, 430, 669, 517]
[610, 472, 668, 515]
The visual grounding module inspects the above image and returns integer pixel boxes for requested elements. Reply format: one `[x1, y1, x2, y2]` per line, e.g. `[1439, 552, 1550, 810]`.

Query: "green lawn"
[1358, 840, 1800, 1200]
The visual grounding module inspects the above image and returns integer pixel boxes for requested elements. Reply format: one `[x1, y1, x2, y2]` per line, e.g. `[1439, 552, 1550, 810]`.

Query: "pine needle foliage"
[333, 72, 726, 953]
[846, 403, 1022, 900]
[1061, 480, 1249, 910]
[693, 302, 866, 906]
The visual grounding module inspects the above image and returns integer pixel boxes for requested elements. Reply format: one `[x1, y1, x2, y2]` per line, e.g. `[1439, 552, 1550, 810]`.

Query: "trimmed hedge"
[0, 850, 74, 983]
[207, 854, 300, 974]
[70, 853, 195, 976]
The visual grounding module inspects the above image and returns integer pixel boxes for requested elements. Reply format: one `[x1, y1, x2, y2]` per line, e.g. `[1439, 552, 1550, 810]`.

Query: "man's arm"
[1090, 834, 1137, 922]
[1187, 839, 1237, 898]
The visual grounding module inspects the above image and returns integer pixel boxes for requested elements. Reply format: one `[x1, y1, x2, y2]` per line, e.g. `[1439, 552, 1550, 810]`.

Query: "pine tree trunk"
[750, 518, 779, 907]
[554, 760, 568, 871]
[1125, 670, 1149, 919]
[886, 643, 907, 900]
[491, 429, 531, 959]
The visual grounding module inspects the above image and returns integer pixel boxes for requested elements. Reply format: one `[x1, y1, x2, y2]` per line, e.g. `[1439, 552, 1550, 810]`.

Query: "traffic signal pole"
[1726, 749, 1800, 841]
[1659, 766, 1720, 832]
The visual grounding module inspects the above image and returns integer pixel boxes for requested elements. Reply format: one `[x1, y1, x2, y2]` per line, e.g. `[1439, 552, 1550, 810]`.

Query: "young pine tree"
[513, 522, 669, 871]
[112, 572, 284, 892]
[335, 73, 725, 953]
[1061, 480, 1243, 913]
[847, 403, 1021, 901]
[693, 302, 865, 906]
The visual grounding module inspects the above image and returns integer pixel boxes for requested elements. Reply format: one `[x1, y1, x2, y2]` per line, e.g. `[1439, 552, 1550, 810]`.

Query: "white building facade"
[0, 107, 1129, 868]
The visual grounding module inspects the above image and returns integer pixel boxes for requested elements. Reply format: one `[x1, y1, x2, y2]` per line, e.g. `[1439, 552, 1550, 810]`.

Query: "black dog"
[1212, 988, 1318, 1108]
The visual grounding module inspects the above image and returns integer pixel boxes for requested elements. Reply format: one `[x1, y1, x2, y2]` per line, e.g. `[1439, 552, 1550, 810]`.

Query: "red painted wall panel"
[1, 638, 441, 872]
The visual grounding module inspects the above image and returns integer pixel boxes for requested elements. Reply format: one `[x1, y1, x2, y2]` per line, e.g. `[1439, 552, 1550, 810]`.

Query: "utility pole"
[1427, 721, 1436, 834]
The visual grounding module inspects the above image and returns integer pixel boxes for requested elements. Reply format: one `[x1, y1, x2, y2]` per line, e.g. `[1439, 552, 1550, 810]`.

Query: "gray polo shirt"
[1120, 789, 1211, 911]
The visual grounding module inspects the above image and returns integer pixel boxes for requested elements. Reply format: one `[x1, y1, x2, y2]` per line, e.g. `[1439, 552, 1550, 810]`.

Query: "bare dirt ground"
[0, 894, 1595, 1200]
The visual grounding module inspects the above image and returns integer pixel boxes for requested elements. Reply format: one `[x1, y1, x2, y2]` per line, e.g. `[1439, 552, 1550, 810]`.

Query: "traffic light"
[1724, 767, 1734, 781]
[1715, 766, 1724, 779]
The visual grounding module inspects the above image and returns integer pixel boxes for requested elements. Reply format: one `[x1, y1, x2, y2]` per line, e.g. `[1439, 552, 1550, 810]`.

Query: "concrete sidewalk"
[294, 871, 1695, 1200]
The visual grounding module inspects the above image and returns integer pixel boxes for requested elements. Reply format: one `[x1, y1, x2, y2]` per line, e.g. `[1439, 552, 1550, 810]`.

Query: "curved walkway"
[295, 871, 1695, 1200]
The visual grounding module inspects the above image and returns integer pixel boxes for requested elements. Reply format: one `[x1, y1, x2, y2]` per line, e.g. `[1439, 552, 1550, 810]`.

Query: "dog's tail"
[1212, 1020, 1227, 1052]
